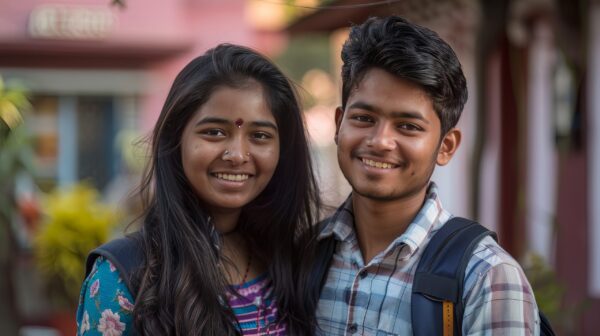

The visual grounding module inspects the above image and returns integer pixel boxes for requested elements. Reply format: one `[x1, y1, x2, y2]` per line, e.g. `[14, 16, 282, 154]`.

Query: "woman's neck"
[211, 209, 241, 234]
[220, 232, 265, 285]
[212, 210, 265, 285]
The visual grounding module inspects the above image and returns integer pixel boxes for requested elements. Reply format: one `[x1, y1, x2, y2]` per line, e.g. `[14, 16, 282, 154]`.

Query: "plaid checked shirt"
[315, 182, 540, 335]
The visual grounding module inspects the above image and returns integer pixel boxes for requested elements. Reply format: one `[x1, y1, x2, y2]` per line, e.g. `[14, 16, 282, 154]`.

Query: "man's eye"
[398, 123, 420, 131]
[352, 115, 373, 123]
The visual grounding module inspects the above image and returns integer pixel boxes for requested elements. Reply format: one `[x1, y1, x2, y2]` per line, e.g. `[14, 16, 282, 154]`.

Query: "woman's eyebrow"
[194, 117, 229, 127]
[250, 120, 278, 131]
[195, 117, 278, 130]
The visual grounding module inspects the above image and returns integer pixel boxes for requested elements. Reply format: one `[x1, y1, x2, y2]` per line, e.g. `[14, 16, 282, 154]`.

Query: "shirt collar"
[318, 182, 451, 259]
[318, 194, 354, 241]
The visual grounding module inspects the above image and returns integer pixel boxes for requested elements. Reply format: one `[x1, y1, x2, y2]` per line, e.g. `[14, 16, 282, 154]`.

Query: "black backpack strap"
[411, 217, 497, 336]
[85, 232, 144, 298]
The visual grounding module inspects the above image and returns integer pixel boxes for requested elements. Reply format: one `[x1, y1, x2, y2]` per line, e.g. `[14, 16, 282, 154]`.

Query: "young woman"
[76, 44, 320, 336]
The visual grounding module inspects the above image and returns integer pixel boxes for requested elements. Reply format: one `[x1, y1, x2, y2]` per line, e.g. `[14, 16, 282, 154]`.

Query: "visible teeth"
[215, 173, 249, 181]
[362, 158, 394, 169]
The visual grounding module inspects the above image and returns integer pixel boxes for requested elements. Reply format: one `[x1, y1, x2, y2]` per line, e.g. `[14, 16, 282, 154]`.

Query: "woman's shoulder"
[85, 232, 145, 291]
[85, 257, 132, 300]
[77, 256, 135, 335]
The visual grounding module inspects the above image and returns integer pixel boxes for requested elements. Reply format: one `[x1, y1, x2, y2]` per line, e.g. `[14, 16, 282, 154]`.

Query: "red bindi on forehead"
[234, 118, 244, 128]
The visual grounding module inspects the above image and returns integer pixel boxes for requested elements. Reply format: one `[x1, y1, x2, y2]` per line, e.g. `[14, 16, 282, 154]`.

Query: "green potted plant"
[0, 74, 32, 335]
[33, 183, 120, 334]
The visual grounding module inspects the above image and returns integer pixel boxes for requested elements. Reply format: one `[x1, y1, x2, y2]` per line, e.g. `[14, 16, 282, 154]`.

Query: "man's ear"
[334, 106, 344, 145]
[436, 128, 461, 166]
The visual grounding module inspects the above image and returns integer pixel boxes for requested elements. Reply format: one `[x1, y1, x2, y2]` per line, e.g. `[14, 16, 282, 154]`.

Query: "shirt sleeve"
[462, 239, 540, 336]
[76, 256, 136, 336]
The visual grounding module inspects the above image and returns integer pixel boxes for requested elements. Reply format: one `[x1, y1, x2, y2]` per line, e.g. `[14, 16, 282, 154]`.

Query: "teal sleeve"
[76, 256, 136, 335]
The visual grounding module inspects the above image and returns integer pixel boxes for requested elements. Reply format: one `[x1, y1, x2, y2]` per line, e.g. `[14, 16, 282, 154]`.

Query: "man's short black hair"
[341, 16, 468, 135]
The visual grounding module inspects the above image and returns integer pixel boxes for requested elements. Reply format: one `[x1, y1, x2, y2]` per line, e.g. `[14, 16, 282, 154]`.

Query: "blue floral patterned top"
[76, 257, 134, 335]
[76, 256, 286, 335]
[77, 257, 133, 336]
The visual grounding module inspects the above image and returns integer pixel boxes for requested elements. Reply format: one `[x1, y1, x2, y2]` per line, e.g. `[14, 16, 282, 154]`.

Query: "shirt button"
[347, 323, 358, 333]
[359, 270, 368, 279]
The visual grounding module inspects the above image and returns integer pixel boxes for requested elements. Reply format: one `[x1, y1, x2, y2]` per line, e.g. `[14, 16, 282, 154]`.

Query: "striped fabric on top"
[227, 273, 287, 335]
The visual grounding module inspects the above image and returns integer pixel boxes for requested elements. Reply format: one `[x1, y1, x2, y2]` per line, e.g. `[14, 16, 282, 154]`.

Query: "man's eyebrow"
[347, 101, 380, 113]
[348, 101, 430, 124]
[390, 111, 430, 124]
[194, 117, 278, 130]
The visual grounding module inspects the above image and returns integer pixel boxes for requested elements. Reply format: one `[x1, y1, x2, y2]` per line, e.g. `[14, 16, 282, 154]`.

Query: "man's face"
[335, 68, 460, 202]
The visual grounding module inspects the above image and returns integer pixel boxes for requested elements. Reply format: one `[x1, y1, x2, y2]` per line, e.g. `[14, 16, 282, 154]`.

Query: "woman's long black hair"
[132, 44, 320, 335]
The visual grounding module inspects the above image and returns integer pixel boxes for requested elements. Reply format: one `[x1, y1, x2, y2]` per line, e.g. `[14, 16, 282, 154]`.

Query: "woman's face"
[180, 81, 280, 214]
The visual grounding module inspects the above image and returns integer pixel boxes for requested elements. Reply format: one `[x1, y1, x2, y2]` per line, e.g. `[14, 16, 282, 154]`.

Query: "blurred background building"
[0, 0, 599, 335]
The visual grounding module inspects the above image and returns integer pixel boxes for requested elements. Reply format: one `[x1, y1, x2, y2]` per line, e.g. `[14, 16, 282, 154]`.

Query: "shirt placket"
[344, 240, 374, 335]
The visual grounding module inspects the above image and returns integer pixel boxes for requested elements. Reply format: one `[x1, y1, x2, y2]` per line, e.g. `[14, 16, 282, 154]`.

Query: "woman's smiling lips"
[210, 172, 254, 186]
[213, 173, 251, 182]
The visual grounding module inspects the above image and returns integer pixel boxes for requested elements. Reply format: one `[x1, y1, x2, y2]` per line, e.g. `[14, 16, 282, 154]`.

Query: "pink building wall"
[0, 0, 286, 131]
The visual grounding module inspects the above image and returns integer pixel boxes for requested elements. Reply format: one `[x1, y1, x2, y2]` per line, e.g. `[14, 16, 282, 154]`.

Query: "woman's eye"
[202, 129, 226, 136]
[253, 132, 273, 140]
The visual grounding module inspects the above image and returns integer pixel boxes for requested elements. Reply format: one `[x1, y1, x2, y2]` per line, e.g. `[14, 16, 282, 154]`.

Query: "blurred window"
[29, 95, 59, 192]
[77, 96, 117, 190]
[27, 95, 120, 192]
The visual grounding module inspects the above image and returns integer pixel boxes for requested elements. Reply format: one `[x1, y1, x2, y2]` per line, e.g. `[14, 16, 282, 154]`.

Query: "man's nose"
[366, 123, 397, 151]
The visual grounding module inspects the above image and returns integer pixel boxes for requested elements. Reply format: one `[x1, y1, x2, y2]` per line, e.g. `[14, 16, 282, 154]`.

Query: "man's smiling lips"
[359, 157, 399, 169]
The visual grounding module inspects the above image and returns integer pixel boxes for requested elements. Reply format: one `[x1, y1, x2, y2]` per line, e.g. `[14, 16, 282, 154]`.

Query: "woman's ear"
[436, 128, 461, 166]
[334, 106, 344, 145]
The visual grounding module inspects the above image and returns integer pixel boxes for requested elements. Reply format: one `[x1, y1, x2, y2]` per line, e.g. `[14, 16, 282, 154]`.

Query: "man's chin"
[349, 179, 428, 202]
[352, 186, 401, 202]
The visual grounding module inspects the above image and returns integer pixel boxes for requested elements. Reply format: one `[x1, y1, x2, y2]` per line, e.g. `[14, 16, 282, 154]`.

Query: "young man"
[315, 16, 540, 335]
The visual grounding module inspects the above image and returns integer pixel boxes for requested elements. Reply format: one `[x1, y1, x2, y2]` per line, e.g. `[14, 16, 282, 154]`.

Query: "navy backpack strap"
[85, 231, 144, 298]
[312, 210, 342, 297]
[411, 217, 497, 336]
[306, 233, 336, 306]
[539, 311, 556, 336]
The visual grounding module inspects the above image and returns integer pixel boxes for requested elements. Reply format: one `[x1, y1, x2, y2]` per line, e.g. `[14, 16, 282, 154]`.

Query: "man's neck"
[352, 188, 427, 264]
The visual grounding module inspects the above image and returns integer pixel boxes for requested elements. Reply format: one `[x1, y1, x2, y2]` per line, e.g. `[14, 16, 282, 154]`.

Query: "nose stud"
[222, 150, 250, 160]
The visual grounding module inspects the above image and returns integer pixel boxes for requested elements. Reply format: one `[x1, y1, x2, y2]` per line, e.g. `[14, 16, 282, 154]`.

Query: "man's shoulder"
[464, 234, 531, 289]
[434, 217, 522, 275]
[471, 235, 521, 269]
[462, 234, 538, 321]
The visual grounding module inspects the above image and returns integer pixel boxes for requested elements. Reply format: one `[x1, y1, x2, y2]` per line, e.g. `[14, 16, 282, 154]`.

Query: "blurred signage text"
[28, 5, 115, 40]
